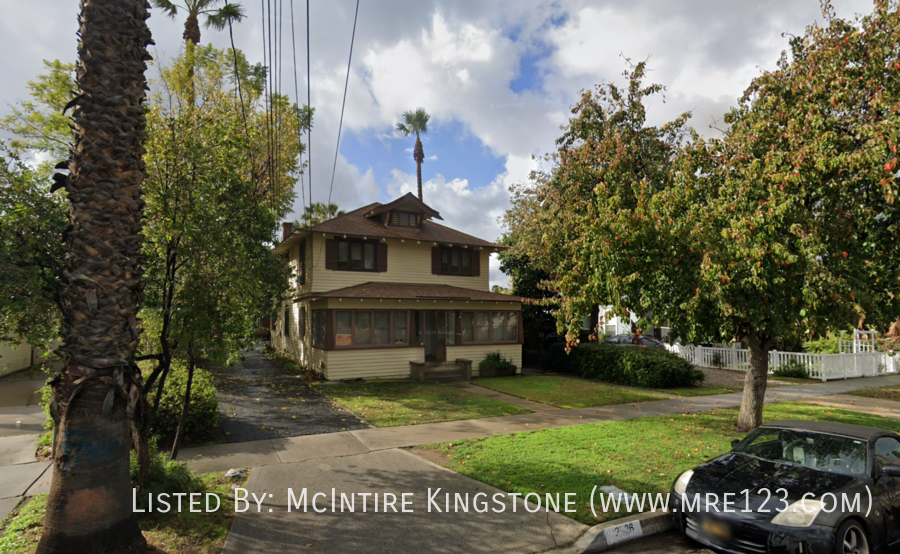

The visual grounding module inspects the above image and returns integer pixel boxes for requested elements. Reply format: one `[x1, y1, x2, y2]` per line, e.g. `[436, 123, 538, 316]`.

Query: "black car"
[601, 334, 666, 349]
[671, 420, 900, 554]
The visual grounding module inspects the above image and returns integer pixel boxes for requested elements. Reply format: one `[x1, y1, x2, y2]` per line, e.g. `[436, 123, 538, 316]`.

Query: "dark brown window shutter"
[431, 247, 441, 275]
[324, 310, 335, 350]
[376, 242, 388, 272]
[517, 310, 524, 345]
[325, 239, 337, 270]
[470, 250, 480, 277]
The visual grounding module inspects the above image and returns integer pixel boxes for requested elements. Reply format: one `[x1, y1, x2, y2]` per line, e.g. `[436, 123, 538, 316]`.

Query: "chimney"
[282, 222, 293, 242]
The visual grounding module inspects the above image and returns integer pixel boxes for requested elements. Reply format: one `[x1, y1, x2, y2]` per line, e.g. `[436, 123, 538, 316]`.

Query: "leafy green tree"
[497, 236, 559, 353]
[396, 108, 431, 200]
[137, 46, 299, 466]
[299, 202, 345, 226]
[505, 1, 900, 431]
[151, 0, 245, 105]
[0, 146, 66, 349]
[37, 0, 153, 551]
[0, 60, 75, 169]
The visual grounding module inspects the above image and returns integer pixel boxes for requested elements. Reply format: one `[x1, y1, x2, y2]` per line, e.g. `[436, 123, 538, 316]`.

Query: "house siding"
[306, 234, 490, 293]
[323, 347, 426, 380]
[447, 344, 522, 376]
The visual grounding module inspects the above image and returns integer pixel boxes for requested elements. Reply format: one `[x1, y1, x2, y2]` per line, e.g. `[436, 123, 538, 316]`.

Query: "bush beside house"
[543, 343, 704, 388]
[479, 351, 517, 378]
[149, 362, 220, 447]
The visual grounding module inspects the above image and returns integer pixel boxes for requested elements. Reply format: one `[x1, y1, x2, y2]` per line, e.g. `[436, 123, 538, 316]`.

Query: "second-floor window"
[389, 211, 419, 227]
[338, 240, 376, 271]
[441, 247, 471, 275]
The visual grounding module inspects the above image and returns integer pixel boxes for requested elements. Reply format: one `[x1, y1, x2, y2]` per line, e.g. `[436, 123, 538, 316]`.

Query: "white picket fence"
[666, 344, 898, 382]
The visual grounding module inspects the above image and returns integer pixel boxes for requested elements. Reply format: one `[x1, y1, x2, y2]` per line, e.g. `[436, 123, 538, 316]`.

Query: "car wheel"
[834, 520, 870, 554]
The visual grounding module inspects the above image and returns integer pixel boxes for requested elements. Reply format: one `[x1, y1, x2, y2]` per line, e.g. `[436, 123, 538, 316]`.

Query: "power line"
[328, 0, 360, 206]
[261, 0, 275, 203]
[290, 0, 306, 211]
[306, 0, 312, 210]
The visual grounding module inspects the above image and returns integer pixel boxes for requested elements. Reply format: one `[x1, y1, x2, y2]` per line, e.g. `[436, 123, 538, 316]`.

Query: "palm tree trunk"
[414, 134, 424, 201]
[37, 0, 152, 552]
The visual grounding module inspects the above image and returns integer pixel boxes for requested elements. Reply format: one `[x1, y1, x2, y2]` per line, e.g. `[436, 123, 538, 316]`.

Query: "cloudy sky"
[0, 0, 874, 286]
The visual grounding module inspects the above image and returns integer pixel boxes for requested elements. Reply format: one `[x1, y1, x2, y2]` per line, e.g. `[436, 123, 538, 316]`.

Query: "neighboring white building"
[582, 305, 672, 341]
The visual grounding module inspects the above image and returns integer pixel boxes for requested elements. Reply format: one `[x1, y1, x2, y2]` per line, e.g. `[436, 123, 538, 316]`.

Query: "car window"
[875, 437, 900, 467]
[734, 428, 868, 477]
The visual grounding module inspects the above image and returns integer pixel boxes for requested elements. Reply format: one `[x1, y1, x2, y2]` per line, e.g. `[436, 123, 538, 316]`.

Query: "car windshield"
[734, 428, 868, 477]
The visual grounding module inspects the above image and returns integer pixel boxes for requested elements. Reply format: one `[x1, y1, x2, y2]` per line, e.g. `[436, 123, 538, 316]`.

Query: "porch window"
[462, 312, 475, 342]
[393, 311, 408, 344]
[374, 311, 391, 345]
[312, 310, 326, 347]
[336, 311, 352, 346]
[446, 310, 457, 342]
[476, 312, 490, 342]
[354, 311, 372, 345]
[506, 311, 518, 341]
[459, 310, 520, 344]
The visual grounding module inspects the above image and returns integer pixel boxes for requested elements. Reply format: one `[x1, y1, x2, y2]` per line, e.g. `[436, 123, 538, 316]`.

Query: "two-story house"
[271, 192, 523, 381]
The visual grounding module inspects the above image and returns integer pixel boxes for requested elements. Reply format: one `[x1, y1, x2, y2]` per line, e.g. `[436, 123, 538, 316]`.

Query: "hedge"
[150, 361, 220, 447]
[542, 343, 704, 389]
[479, 351, 517, 377]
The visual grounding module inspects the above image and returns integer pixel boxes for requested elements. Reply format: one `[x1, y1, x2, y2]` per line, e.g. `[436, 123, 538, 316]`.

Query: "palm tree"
[152, 0, 245, 104]
[37, 0, 152, 552]
[396, 108, 430, 201]
[299, 202, 345, 226]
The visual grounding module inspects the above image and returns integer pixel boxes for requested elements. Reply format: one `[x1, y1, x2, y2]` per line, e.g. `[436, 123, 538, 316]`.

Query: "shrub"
[803, 334, 841, 354]
[773, 359, 811, 379]
[479, 351, 517, 377]
[554, 344, 704, 389]
[130, 449, 203, 511]
[150, 361, 220, 447]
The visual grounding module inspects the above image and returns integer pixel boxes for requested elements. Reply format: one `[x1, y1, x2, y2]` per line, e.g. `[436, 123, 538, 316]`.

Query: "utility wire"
[261, 0, 275, 203]
[328, 0, 360, 206]
[290, 0, 306, 212]
[306, 0, 312, 210]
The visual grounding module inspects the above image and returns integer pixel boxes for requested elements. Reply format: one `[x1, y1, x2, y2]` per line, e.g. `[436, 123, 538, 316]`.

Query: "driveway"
[210, 345, 368, 443]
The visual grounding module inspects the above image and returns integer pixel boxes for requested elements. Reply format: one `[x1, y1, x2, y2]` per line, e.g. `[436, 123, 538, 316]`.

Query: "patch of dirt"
[698, 366, 797, 389]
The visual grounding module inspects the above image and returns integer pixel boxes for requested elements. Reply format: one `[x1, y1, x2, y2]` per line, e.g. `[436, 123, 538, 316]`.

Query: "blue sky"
[0, 0, 875, 286]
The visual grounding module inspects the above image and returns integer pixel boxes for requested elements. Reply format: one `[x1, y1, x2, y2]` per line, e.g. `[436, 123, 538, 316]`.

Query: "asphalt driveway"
[210, 345, 368, 443]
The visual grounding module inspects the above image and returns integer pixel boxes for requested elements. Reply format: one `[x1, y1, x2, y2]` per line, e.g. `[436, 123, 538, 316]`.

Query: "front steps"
[409, 359, 474, 383]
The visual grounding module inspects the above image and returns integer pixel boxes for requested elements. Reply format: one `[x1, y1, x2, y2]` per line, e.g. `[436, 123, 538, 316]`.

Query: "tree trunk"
[38, 0, 152, 551]
[737, 333, 770, 432]
[414, 135, 424, 200]
[169, 348, 195, 461]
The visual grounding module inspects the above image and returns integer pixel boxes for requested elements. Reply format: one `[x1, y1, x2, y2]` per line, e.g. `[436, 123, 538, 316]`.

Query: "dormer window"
[389, 211, 419, 227]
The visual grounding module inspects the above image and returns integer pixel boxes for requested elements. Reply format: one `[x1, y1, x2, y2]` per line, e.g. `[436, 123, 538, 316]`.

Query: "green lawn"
[318, 382, 530, 427]
[418, 402, 900, 525]
[474, 376, 665, 409]
[847, 384, 900, 402]
[655, 386, 737, 397]
[0, 472, 244, 554]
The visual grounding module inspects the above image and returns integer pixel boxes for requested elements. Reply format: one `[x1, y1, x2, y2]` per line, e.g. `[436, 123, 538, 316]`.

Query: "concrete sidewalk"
[180, 374, 900, 473]
[222, 449, 586, 554]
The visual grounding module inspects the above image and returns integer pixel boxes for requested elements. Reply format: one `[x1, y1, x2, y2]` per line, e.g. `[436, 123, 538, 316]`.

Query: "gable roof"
[279, 201, 505, 251]
[365, 192, 443, 220]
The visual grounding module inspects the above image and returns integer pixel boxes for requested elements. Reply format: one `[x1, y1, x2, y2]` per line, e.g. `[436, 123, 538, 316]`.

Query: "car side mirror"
[881, 466, 900, 478]
[731, 439, 741, 449]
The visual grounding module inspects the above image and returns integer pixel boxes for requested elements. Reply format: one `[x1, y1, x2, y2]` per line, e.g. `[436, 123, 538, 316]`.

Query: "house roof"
[365, 192, 443, 220]
[277, 200, 505, 252]
[302, 282, 523, 303]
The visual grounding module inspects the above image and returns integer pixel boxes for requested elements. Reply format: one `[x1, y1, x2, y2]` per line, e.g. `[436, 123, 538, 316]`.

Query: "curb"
[551, 510, 673, 553]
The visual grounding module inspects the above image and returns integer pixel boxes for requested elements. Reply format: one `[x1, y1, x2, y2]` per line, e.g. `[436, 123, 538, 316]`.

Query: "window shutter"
[431, 247, 441, 275]
[470, 250, 480, 277]
[325, 239, 338, 270]
[376, 242, 388, 272]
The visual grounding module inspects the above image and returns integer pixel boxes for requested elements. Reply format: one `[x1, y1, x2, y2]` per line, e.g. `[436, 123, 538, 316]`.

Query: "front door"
[435, 310, 446, 363]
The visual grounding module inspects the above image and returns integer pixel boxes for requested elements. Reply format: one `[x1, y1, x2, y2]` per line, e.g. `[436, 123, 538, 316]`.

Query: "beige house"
[271, 193, 523, 381]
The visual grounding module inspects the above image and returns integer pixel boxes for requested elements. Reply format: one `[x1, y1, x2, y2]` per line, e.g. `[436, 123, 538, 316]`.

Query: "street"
[605, 531, 713, 554]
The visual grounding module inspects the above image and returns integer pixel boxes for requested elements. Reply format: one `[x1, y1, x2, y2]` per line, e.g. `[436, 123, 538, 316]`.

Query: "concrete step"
[421, 366, 467, 383]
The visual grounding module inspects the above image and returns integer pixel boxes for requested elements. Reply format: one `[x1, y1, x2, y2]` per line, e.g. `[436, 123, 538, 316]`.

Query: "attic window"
[389, 211, 419, 227]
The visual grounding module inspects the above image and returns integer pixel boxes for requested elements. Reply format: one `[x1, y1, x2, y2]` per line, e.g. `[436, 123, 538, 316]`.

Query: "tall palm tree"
[37, 0, 152, 552]
[152, 0, 245, 104]
[396, 108, 430, 201]
[300, 202, 345, 226]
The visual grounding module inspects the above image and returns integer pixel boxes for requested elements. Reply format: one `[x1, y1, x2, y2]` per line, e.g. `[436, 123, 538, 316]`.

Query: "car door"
[873, 436, 900, 546]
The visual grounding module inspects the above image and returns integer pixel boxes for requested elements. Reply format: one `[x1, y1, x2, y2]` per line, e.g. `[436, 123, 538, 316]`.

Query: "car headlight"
[673, 470, 694, 495]
[771, 499, 825, 528]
